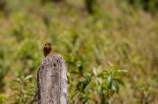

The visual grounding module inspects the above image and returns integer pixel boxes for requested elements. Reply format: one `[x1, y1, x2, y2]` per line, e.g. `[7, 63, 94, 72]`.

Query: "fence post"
[37, 54, 67, 104]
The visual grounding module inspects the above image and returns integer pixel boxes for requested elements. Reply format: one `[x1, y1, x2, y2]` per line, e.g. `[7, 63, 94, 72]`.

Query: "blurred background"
[0, 0, 158, 104]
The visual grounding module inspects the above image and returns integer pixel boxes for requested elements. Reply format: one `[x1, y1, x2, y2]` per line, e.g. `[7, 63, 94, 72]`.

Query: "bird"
[43, 42, 52, 57]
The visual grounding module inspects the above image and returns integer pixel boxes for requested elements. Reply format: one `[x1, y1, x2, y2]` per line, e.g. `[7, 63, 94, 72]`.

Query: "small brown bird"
[44, 42, 52, 57]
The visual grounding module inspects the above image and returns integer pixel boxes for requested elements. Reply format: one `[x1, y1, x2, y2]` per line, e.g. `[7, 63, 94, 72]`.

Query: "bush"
[127, 0, 158, 13]
[8, 73, 37, 104]
[68, 62, 127, 103]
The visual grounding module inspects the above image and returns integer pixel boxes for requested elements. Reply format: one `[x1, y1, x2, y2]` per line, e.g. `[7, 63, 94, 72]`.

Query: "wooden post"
[37, 54, 67, 104]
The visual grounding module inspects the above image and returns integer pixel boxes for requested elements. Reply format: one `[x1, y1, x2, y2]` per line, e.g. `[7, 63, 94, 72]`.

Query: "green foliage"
[8, 73, 37, 104]
[127, 0, 158, 13]
[0, 94, 6, 104]
[0, 43, 11, 92]
[68, 63, 127, 103]
[0, 0, 158, 103]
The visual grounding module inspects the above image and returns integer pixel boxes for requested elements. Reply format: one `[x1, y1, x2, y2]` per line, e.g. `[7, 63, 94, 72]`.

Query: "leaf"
[93, 67, 97, 75]
[107, 61, 113, 68]
[85, 101, 89, 104]
[111, 85, 115, 94]
[82, 75, 91, 89]
[85, 88, 91, 93]
[117, 70, 128, 73]
[107, 99, 111, 104]
[94, 91, 97, 96]
[107, 75, 113, 89]
[85, 75, 91, 84]
[98, 86, 102, 97]
[24, 75, 33, 81]
[98, 65, 102, 73]
[112, 85, 115, 91]
[97, 77, 102, 84]
[114, 81, 119, 93]
[77, 82, 82, 90]
[114, 79, 124, 86]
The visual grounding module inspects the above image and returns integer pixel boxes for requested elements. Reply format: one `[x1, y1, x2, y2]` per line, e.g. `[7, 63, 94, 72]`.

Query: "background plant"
[0, 0, 158, 104]
[8, 73, 37, 104]
[68, 62, 127, 103]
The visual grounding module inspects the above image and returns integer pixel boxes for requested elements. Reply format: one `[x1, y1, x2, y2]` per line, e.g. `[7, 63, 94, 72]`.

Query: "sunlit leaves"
[117, 70, 128, 73]
[93, 67, 97, 75]
[24, 75, 33, 81]
[93, 66, 102, 76]
[69, 62, 127, 103]
[108, 61, 113, 68]
[9, 73, 37, 104]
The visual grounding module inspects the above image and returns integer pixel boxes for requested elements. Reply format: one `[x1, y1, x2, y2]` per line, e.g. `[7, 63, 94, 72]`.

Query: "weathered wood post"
[37, 54, 67, 104]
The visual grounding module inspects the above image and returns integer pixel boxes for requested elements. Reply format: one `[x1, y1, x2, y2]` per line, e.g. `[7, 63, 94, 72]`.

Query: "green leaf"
[111, 85, 115, 94]
[24, 75, 33, 81]
[107, 75, 113, 89]
[107, 99, 111, 104]
[117, 70, 128, 73]
[114, 79, 124, 86]
[77, 82, 82, 90]
[82, 75, 91, 89]
[114, 81, 119, 93]
[93, 67, 97, 75]
[98, 70, 107, 77]
[85, 75, 91, 84]
[94, 91, 97, 96]
[85, 101, 89, 104]
[97, 77, 102, 84]
[85, 88, 91, 93]
[98, 65, 102, 73]
[98, 86, 102, 97]
[107, 61, 113, 68]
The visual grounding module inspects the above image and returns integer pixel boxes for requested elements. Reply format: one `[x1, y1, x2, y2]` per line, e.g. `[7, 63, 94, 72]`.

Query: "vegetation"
[127, 0, 158, 13]
[0, 0, 158, 104]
